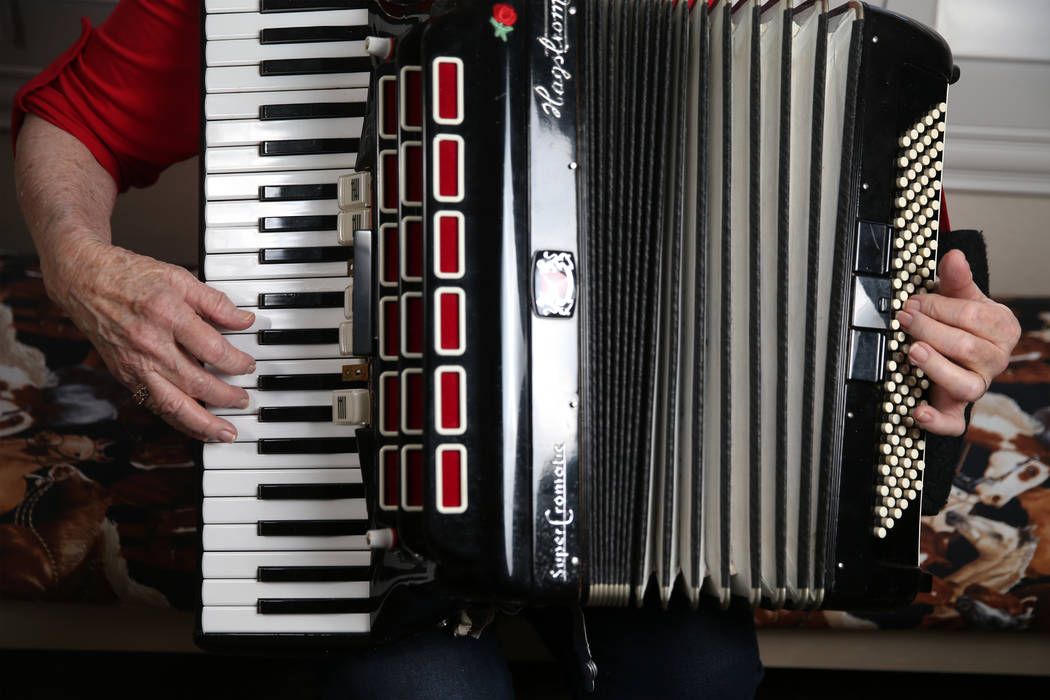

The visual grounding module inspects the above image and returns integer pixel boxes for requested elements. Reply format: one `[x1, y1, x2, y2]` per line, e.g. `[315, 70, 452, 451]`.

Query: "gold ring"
[132, 385, 150, 406]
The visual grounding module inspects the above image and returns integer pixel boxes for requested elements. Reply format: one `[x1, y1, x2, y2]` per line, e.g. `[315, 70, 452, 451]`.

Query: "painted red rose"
[493, 3, 517, 27]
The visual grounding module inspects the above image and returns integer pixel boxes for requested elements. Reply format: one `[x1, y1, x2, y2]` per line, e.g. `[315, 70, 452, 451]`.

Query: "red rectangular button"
[403, 446, 423, 510]
[434, 59, 461, 124]
[436, 213, 462, 278]
[380, 372, 399, 435]
[401, 142, 422, 206]
[403, 370, 423, 434]
[380, 76, 397, 139]
[402, 217, 423, 281]
[437, 290, 462, 354]
[437, 367, 464, 433]
[380, 297, 399, 360]
[438, 446, 465, 512]
[403, 293, 423, 357]
[434, 136, 462, 201]
[381, 150, 398, 212]
[401, 67, 422, 130]
[381, 224, 398, 286]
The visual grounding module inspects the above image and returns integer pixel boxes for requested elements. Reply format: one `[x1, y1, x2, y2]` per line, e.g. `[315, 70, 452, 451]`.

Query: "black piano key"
[258, 292, 344, 309]
[257, 437, 358, 454]
[258, 405, 333, 423]
[257, 483, 365, 500]
[258, 328, 339, 345]
[351, 229, 372, 356]
[259, 184, 337, 201]
[260, 57, 371, 77]
[261, 0, 367, 12]
[260, 138, 358, 157]
[258, 373, 357, 391]
[257, 598, 375, 615]
[259, 26, 368, 44]
[257, 566, 371, 582]
[258, 215, 337, 232]
[257, 519, 367, 536]
[259, 247, 352, 264]
[259, 102, 366, 121]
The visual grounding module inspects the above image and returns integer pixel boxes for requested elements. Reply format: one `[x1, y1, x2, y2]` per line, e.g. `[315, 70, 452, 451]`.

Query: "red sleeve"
[11, 0, 199, 192]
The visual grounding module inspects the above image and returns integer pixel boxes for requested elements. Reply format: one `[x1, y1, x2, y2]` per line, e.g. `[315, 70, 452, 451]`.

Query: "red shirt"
[12, 0, 198, 192]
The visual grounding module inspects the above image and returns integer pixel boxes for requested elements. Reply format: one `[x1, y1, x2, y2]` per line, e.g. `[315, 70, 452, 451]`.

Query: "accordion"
[197, 0, 956, 646]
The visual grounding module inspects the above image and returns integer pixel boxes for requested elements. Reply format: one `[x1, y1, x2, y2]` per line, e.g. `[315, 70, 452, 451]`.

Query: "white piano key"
[206, 197, 340, 226]
[203, 496, 366, 523]
[223, 306, 347, 333]
[206, 279, 350, 308]
[205, 10, 368, 41]
[202, 579, 369, 605]
[204, 253, 348, 280]
[206, 117, 362, 148]
[201, 550, 370, 578]
[207, 38, 366, 67]
[213, 415, 357, 442]
[205, 0, 259, 11]
[210, 357, 356, 384]
[203, 441, 358, 469]
[206, 146, 356, 174]
[205, 89, 366, 121]
[222, 332, 342, 361]
[201, 607, 370, 635]
[211, 389, 338, 415]
[204, 228, 336, 254]
[203, 524, 366, 551]
[206, 168, 352, 201]
[205, 65, 368, 93]
[202, 468, 361, 496]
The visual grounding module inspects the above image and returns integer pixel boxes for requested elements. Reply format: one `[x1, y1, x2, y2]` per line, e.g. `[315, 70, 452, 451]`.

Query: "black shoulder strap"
[921, 228, 987, 515]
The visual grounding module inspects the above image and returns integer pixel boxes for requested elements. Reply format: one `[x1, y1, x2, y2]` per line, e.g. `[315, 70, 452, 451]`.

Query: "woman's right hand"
[44, 238, 256, 442]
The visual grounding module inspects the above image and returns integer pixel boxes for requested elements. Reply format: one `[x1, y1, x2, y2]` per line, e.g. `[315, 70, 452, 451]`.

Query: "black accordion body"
[197, 0, 956, 647]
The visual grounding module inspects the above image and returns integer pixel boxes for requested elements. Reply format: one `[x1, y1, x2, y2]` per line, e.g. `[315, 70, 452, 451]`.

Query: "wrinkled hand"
[46, 240, 255, 441]
[896, 249, 1021, 436]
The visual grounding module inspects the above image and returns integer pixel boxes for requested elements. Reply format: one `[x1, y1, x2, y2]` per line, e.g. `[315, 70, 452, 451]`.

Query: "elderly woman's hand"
[46, 239, 255, 442]
[896, 249, 1021, 436]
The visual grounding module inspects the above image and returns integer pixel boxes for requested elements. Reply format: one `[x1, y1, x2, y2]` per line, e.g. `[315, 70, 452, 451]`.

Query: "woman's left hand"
[895, 249, 1021, 436]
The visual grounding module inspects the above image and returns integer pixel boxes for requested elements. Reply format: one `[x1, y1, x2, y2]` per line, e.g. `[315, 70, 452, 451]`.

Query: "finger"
[912, 386, 968, 437]
[169, 346, 250, 409]
[935, 249, 985, 302]
[141, 371, 238, 442]
[183, 276, 254, 330]
[174, 313, 256, 375]
[896, 307, 1002, 376]
[907, 341, 987, 404]
[903, 295, 1010, 346]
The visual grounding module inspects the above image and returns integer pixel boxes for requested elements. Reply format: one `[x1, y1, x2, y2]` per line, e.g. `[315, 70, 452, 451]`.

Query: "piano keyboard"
[200, 0, 374, 637]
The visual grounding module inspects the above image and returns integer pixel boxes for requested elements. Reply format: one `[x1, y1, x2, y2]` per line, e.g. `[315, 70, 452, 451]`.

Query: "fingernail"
[247, 361, 256, 374]
[239, 309, 255, 322]
[909, 343, 929, 363]
[913, 407, 929, 424]
[235, 395, 250, 409]
[218, 429, 236, 443]
[897, 310, 913, 328]
[905, 299, 920, 312]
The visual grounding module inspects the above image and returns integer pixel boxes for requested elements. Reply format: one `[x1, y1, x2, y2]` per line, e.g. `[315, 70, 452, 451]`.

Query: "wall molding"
[943, 125, 1050, 196]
